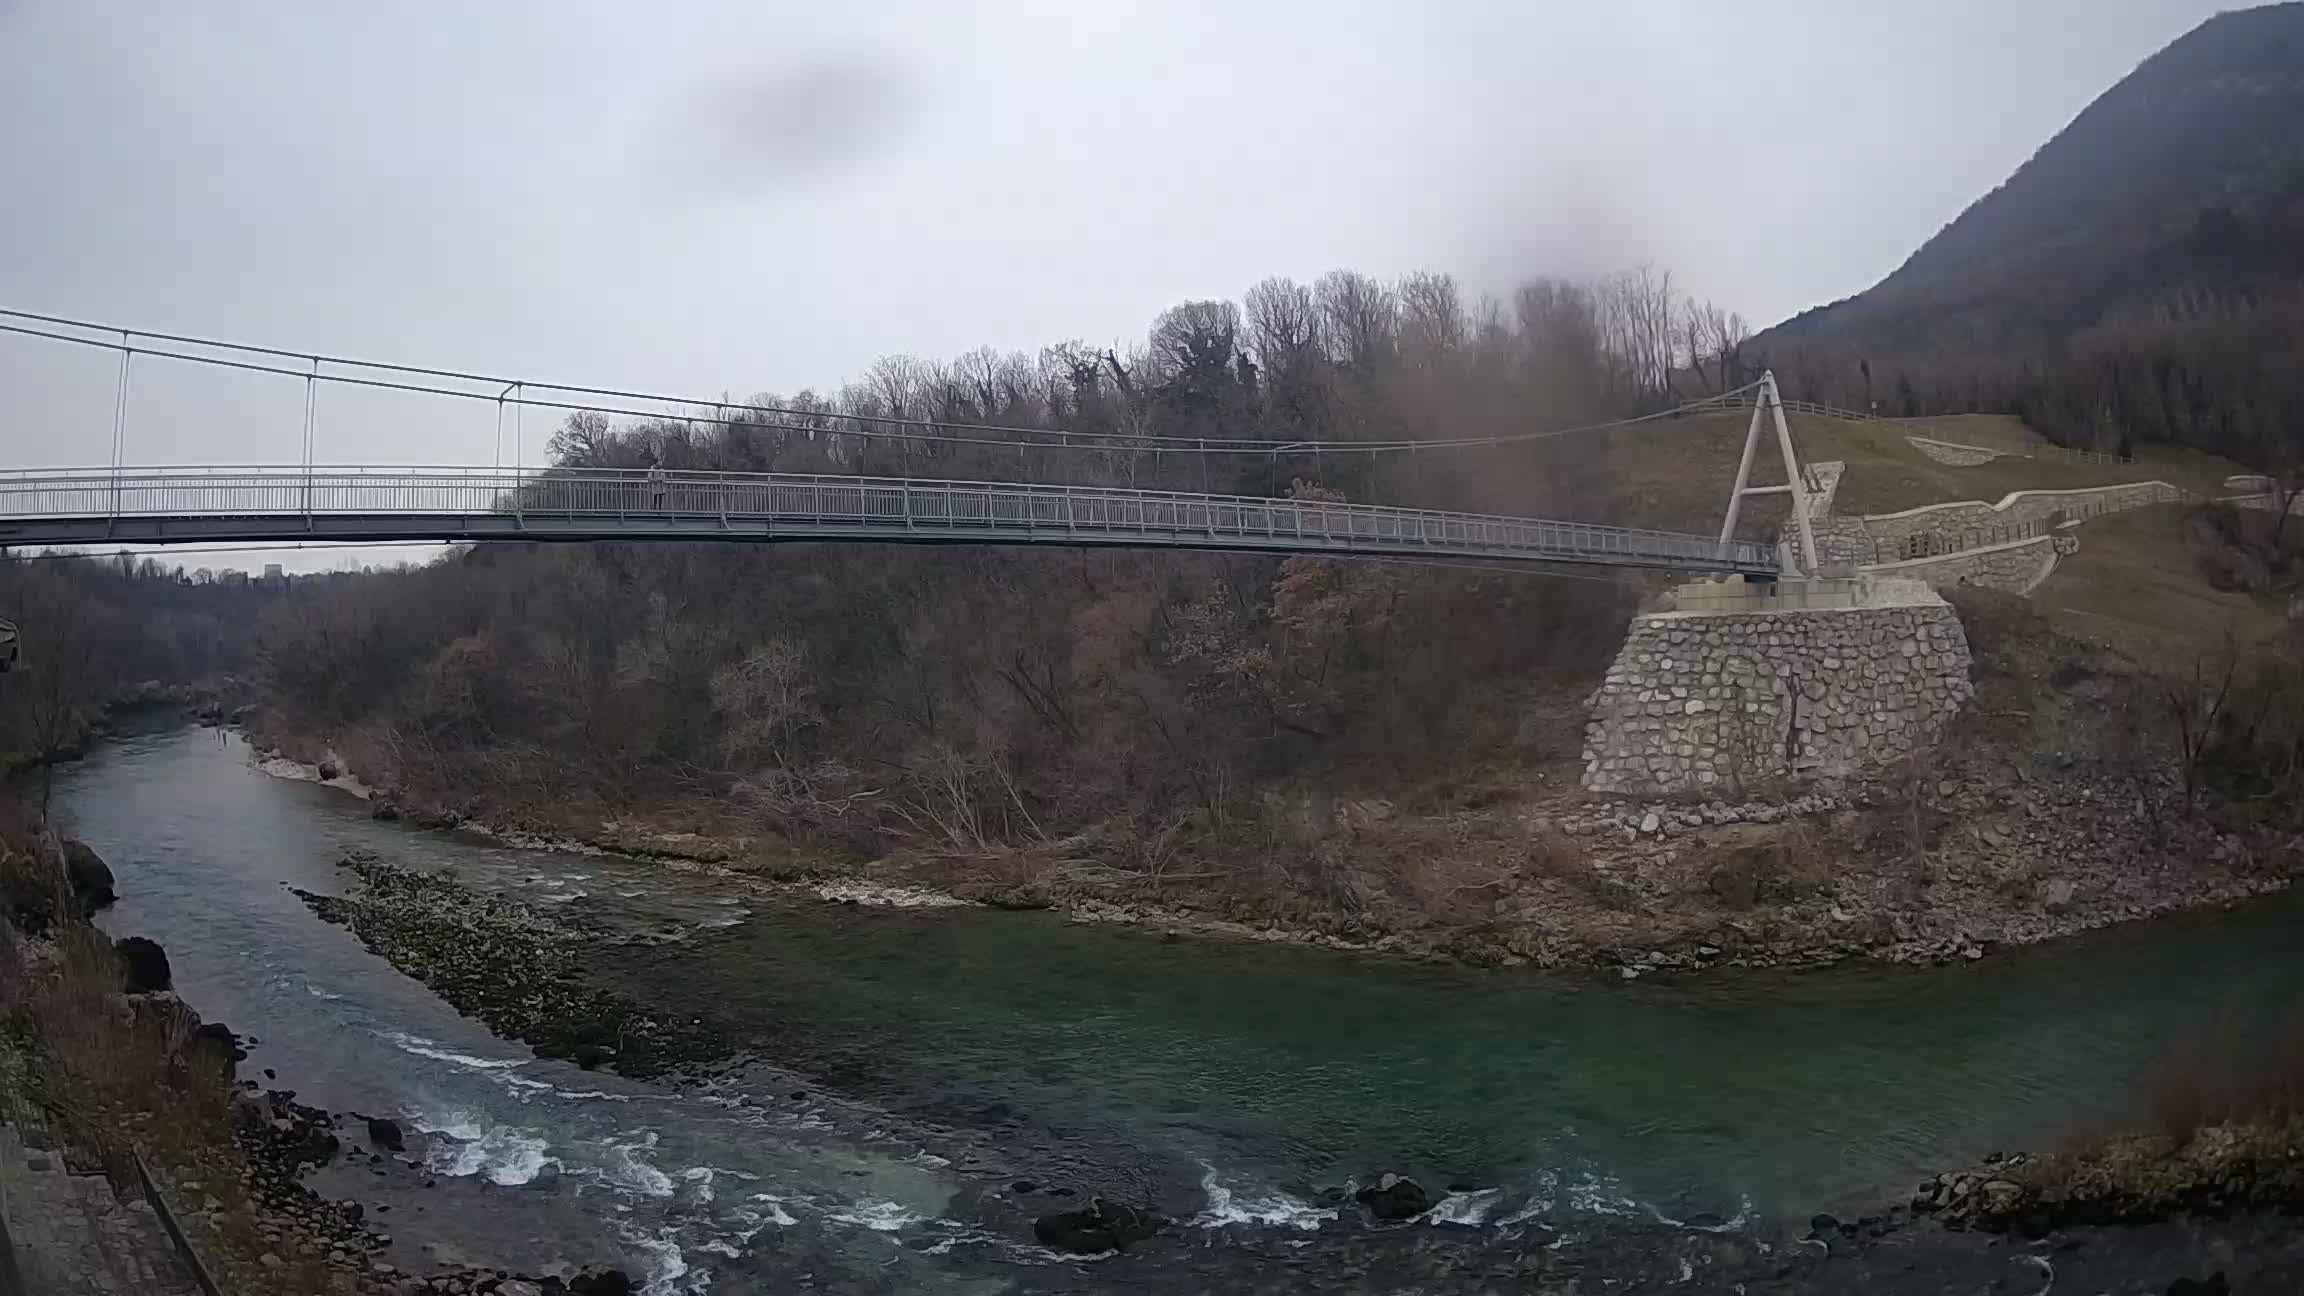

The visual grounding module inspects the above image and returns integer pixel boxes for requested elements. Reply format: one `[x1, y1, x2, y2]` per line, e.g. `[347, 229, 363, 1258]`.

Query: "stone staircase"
[0, 1112, 201, 1296]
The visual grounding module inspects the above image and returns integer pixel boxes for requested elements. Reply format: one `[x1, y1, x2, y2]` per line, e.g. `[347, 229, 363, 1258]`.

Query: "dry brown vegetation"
[0, 828, 354, 1295]
[247, 265, 1765, 916]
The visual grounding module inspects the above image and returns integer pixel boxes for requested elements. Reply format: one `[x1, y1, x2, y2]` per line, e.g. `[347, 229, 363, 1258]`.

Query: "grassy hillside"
[1553, 410, 2248, 534]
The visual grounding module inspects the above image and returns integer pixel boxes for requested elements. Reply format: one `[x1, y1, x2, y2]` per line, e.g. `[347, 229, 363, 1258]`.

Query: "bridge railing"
[1685, 392, 1881, 422]
[0, 465, 1779, 572]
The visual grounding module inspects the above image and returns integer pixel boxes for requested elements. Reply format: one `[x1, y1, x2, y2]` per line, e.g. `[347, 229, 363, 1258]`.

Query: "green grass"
[1561, 410, 2251, 536]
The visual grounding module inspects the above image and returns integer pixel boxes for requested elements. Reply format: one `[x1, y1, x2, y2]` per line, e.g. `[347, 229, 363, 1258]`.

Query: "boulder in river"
[366, 1117, 405, 1152]
[62, 839, 115, 913]
[1032, 1197, 1159, 1254]
[317, 759, 342, 781]
[567, 1266, 637, 1296]
[1355, 1172, 1432, 1222]
[115, 936, 173, 993]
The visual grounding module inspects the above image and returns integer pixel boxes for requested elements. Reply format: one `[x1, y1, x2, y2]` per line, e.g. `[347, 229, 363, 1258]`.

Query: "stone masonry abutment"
[1582, 578, 1974, 795]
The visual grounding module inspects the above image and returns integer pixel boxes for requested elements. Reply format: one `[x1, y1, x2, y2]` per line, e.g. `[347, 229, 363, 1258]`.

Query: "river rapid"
[56, 727, 2304, 1292]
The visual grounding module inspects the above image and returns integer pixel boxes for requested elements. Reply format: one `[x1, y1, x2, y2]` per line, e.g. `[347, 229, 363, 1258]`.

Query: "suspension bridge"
[0, 310, 1798, 577]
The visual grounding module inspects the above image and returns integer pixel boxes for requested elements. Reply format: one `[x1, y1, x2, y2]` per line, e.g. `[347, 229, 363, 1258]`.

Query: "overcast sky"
[0, 0, 2242, 568]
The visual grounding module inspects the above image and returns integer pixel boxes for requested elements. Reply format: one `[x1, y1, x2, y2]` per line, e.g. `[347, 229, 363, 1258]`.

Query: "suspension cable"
[0, 308, 1764, 459]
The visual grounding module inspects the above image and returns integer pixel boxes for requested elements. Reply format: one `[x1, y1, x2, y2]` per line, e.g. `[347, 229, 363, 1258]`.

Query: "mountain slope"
[1755, 2, 2304, 461]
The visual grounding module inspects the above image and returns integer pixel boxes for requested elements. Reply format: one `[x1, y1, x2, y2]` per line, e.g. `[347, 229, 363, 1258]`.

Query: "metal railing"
[0, 465, 1781, 575]
[1688, 392, 1880, 422]
[129, 1150, 224, 1296]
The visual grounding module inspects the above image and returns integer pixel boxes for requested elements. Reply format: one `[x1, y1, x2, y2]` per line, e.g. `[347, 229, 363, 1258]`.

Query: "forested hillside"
[247, 265, 1747, 894]
[0, 554, 273, 768]
[1754, 2, 2304, 466]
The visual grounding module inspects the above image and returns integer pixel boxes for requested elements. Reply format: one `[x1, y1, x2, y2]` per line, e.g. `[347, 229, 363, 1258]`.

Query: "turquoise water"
[609, 876, 2303, 1221]
[54, 726, 2304, 1289]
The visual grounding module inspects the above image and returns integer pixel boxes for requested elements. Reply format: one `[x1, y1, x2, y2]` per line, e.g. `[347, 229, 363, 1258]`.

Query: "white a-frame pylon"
[1716, 370, 1817, 577]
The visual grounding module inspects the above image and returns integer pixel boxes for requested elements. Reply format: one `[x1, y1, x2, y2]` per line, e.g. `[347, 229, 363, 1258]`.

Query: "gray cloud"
[663, 51, 916, 194]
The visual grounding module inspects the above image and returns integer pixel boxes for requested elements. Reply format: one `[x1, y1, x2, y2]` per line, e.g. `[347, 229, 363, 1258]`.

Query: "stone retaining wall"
[1862, 534, 2075, 596]
[1864, 481, 2187, 556]
[1583, 586, 1974, 795]
[1811, 516, 1875, 565]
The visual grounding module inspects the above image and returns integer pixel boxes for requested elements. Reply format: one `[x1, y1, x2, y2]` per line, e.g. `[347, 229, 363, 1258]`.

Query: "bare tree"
[1396, 271, 1468, 370]
[2162, 633, 2243, 814]
[711, 639, 821, 773]
[1, 565, 113, 814]
[1315, 270, 1397, 375]
[1680, 298, 1751, 394]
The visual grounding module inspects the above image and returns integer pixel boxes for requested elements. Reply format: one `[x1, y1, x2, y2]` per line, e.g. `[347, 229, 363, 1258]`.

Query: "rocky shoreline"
[1, 841, 640, 1296]
[266, 740, 2299, 982]
[1916, 1119, 2304, 1235]
[294, 853, 726, 1078]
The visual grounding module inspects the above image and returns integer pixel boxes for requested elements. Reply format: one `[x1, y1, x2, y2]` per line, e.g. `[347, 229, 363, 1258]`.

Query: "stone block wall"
[1811, 516, 1875, 565]
[1862, 534, 2074, 596]
[1862, 482, 2186, 554]
[1583, 593, 1974, 795]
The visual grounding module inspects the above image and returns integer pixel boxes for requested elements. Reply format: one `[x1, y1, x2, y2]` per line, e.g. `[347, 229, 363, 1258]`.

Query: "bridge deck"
[0, 467, 1778, 575]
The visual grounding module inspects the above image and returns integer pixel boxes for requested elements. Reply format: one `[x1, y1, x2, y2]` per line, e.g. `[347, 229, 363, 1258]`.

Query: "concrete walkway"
[0, 1111, 200, 1296]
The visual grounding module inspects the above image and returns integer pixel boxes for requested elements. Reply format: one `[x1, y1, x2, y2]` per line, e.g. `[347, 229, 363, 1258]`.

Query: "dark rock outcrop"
[317, 759, 342, 781]
[62, 839, 115, 913]
[366, 1116, 405, 1152]
[191, 1021, 247, 1065]
[1032, 1197, 1160, 1254]
[115, 935, 173, 993]
[567, 1267, 637, 1296]
[1355, 1172, 1432, 1222]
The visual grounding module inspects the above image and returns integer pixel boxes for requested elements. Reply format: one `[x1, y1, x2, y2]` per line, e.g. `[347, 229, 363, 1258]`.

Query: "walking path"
[0, 1075, 200, 1295]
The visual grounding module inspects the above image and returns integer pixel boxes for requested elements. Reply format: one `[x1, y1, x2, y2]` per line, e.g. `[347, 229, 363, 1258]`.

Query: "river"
[55, 727, 2304, 1292]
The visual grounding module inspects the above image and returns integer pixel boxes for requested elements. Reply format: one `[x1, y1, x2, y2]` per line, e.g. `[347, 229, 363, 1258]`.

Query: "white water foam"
[381, 1030, 528, 1072]
[1561, 1170, 1644, 1219]
[825, 1200, 923, 1232]
[1421, 1188, 1505, 1227]
[679, 1166, 718, 1204]
[748, 1193, 800, 1226]
[599, 1132, 675, 1198]
[1191, 1165, 1335, 1232]
[411, 1110, 557, 1186]
[619, 1225, 691, 1295]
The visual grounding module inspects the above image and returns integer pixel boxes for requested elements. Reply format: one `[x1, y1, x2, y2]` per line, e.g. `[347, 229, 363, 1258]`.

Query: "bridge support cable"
[107, 334, 132, 531]
[0, 306, 1765, 462]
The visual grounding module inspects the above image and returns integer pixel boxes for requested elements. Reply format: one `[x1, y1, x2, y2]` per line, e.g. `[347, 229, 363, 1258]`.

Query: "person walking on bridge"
[647, 461, 668, 513]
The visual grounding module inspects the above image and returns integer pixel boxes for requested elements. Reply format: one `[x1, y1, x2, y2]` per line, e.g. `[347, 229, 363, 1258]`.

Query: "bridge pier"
[1581, 576, 1973, 795]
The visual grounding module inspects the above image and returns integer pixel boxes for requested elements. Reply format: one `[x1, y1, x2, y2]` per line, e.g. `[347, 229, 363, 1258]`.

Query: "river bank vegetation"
[219, 265, 2304, 972]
